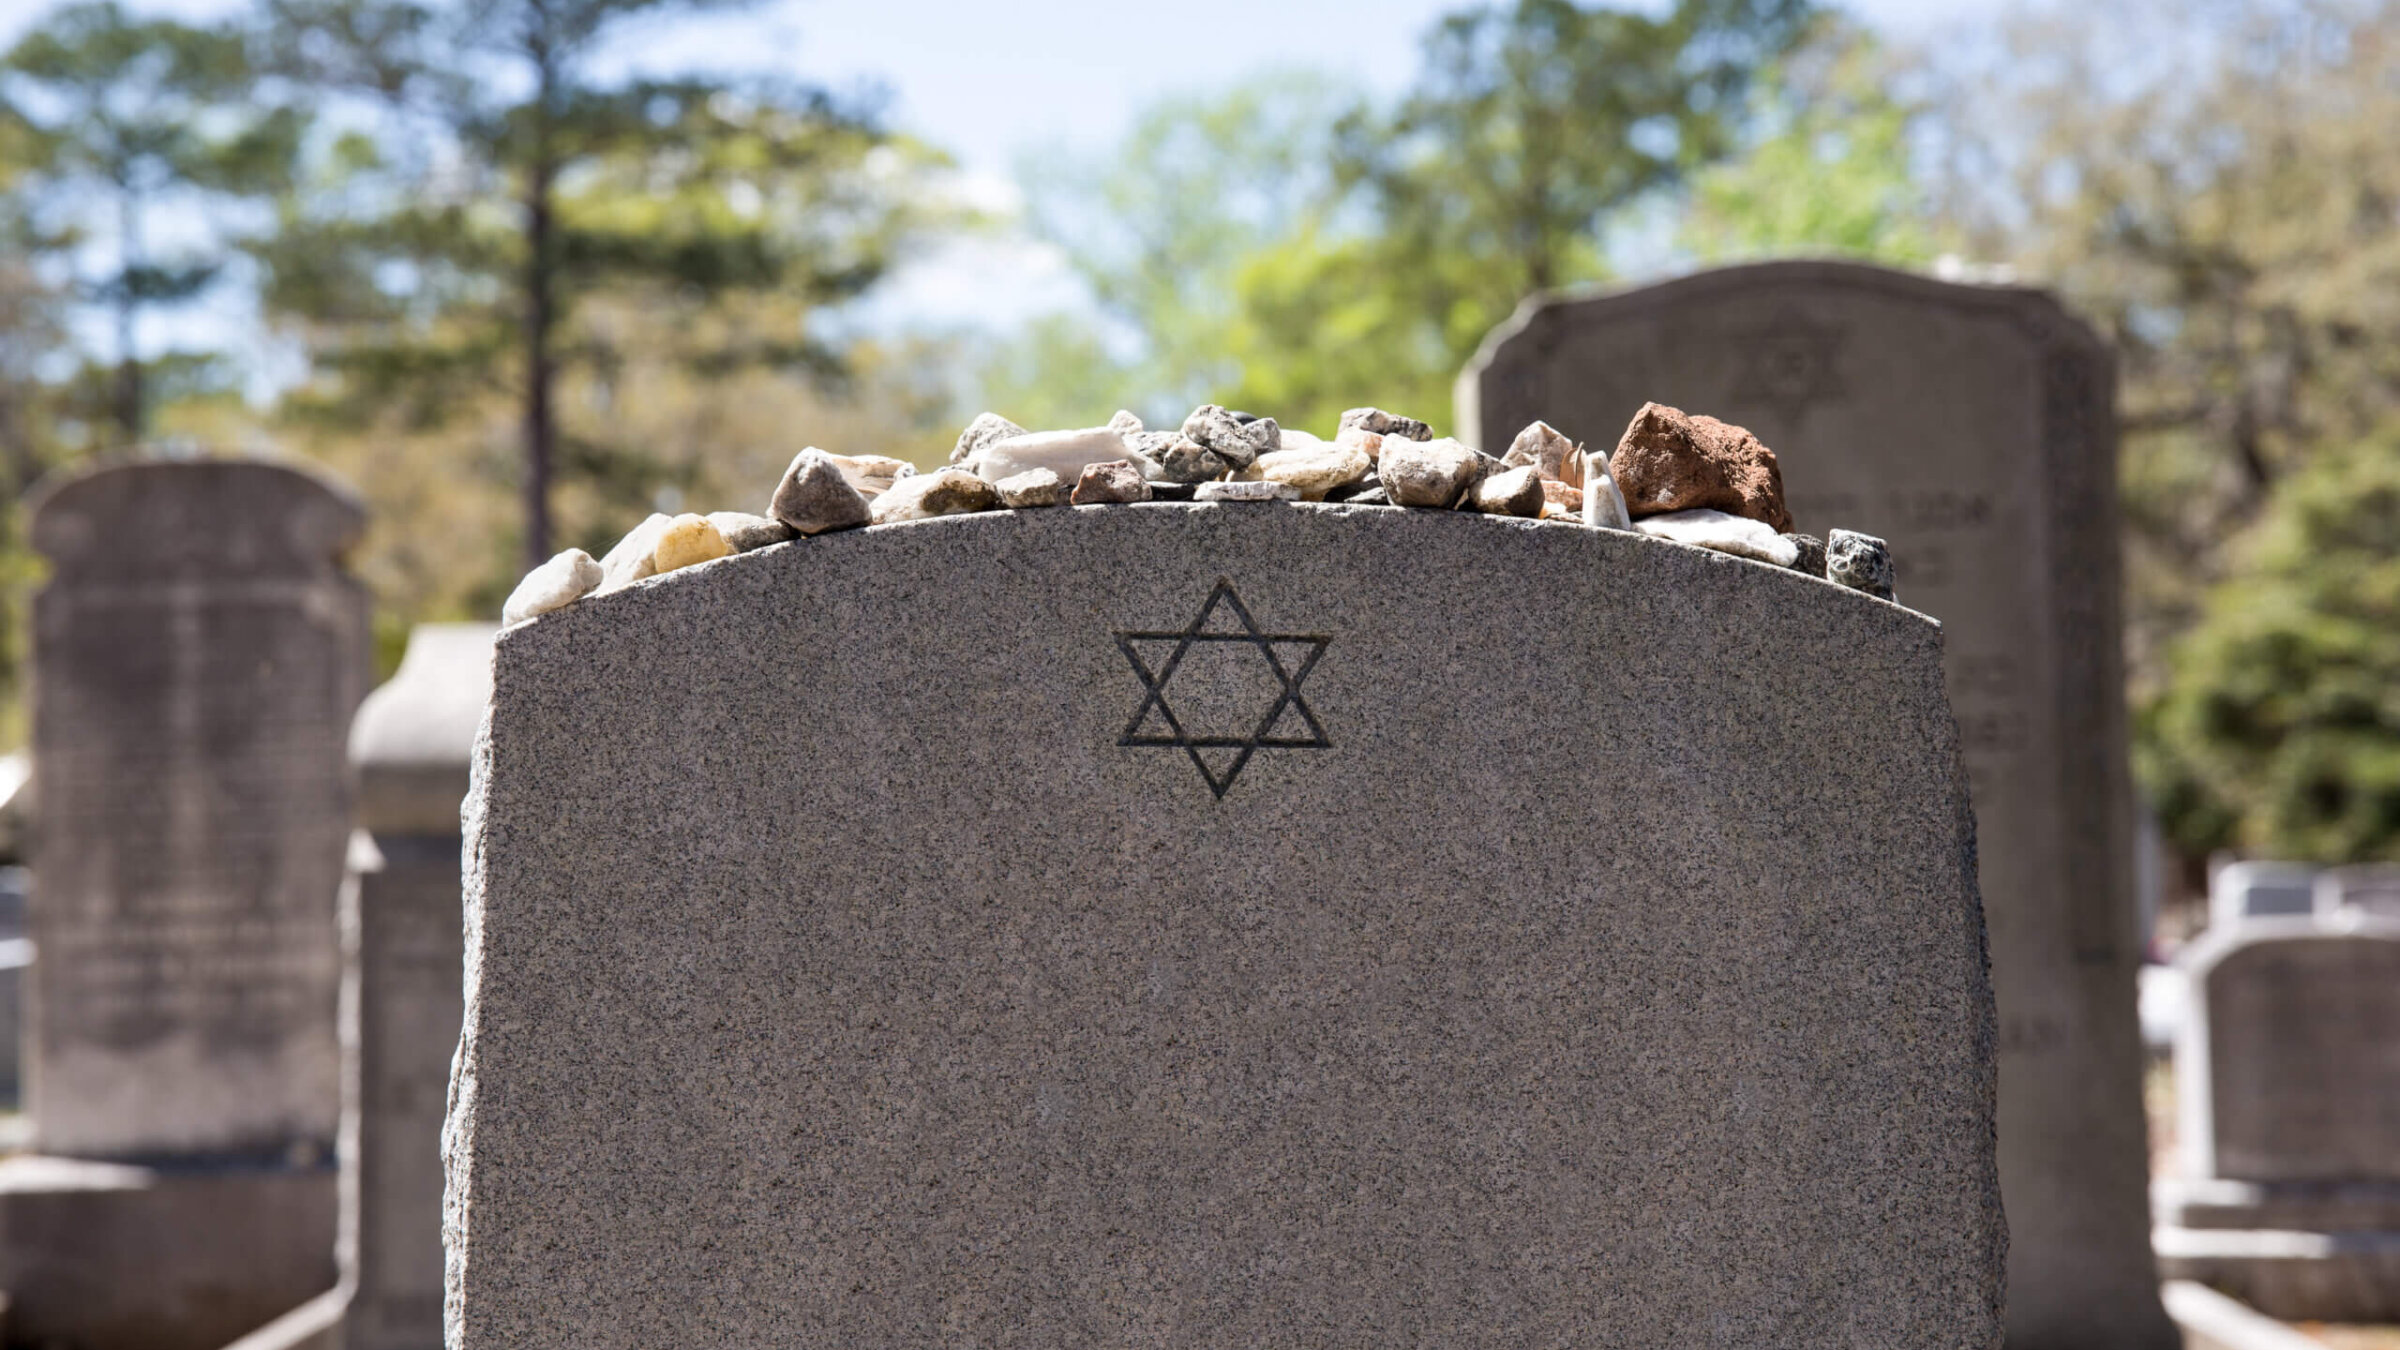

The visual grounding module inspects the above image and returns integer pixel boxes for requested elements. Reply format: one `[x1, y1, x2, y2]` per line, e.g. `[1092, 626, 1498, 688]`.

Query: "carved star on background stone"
[1115, 580, 1331, 799]
[1731, 307, 1848, 427]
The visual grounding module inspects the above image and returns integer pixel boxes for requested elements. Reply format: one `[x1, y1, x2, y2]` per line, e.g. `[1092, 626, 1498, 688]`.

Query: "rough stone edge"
[2160, 1280, 2330, 1350]
[441, 705, 496, 1349]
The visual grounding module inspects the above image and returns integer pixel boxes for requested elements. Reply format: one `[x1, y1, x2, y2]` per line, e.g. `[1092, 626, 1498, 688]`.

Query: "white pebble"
[1635, 508, 1800, 566]
[502, 549, 603, 626]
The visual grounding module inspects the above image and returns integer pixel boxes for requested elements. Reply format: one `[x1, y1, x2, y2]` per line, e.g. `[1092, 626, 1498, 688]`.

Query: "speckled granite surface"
[446, 502, 2001, 1348]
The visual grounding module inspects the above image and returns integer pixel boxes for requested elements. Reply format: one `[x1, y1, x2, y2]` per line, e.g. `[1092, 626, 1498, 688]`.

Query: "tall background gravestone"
[0, 458, 368, 1350]
[1460, 260, 2171, 1350]
[445, 506, 2003, 1347]
[342, 622, 493, 1350]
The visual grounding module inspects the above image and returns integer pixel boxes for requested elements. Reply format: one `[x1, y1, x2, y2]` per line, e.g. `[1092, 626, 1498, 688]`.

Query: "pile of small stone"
[501, 400, 1897, 627]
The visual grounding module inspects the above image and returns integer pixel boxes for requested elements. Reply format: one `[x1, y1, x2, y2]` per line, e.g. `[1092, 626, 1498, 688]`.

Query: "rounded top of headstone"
[352, 622, 498, 835]
[1466, 258, 2102, 369]
[2177, 911, 2400, 983]
[29, 456, 366, 583]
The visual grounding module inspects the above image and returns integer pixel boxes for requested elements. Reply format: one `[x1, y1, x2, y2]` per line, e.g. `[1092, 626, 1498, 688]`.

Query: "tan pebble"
[652, 513, 731, 573]
[1335, 425, 1385, 460]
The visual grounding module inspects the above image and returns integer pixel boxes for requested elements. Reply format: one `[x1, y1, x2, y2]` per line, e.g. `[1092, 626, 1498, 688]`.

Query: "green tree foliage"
[0, 0, 302, 443]
[1012, 0, 1815, 436]
[1680, 23, 1948, 265]
[1010, 77, 1352, 427]
[1941, 0, 2400, 686]
[2140, 430, 2400, 862]
[1231, 0, 1812, 430]
[256, 0, 953, 569]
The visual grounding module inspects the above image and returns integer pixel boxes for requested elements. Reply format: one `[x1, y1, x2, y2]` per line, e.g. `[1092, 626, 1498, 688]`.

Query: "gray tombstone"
[1459, 257, 2179, 1335]
[2155, 917, 2400, 1320]
[2212, 861, 2318, 928]
[0, 458, 368, 1350]
[341, 622, 493, 1350]
[2318, 865, 2400, 923]
[1459, 260, 2170, 1350]
[0, 865, 26, 1106]
[444, 505, 2004, 1347]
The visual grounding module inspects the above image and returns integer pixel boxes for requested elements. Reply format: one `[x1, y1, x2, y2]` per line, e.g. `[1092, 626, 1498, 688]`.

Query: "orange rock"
[1540, 479, 1584, 513]
[1607, 402, 1792, 533]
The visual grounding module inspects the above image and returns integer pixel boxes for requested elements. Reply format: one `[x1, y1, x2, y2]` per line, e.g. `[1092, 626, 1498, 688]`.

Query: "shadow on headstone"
[1459, 260, 2174, 1350]
[0, 458, 368, 1350]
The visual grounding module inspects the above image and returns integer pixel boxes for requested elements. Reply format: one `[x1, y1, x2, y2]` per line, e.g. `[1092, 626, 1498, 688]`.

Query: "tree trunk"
[115, 186, 143, 446]
[523, 156, 555, 568]
[521, 44, 559, 570]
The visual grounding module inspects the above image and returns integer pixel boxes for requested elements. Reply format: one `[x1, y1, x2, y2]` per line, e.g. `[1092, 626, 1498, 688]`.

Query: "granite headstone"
[444, 504, 2003, 1346]
[0, 458, 367, 1350]
[2212, 861, 2317, 928]
[2155, 917, 2400, 1320]
[1459, 260, 2168, 1350]
[341, 623, 493, 1350]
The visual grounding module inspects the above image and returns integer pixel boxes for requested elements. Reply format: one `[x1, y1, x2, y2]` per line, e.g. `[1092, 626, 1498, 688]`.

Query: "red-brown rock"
[1606, 402, 1792, 533]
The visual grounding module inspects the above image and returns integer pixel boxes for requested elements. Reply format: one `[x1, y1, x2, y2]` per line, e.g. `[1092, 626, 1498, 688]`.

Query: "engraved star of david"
[1114, 580, 1331, 799]
[1731, 307, 1847, 427]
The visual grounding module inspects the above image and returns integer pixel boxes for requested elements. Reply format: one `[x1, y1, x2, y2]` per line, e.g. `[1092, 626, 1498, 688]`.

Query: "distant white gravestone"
[445, 505, 2003, 1347]
[2157, 918, 2400, 1321]
[1460, 261, 2171, 1350]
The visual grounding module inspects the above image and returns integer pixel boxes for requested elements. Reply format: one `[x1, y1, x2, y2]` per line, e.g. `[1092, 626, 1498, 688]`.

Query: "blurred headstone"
[2318, 865, 2400, 923]
[2212, 861, 2317, 927]
[2155, 917, 2400, 1320]
[1460, 260, 2173, 1349]
[0, 867, 26, 1107]
[340, 622, 493, 1350]
[0, 459, 367, 1350]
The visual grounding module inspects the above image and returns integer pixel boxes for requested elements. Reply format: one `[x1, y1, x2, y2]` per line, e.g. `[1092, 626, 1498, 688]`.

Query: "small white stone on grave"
[1635, 508, 1800, 566]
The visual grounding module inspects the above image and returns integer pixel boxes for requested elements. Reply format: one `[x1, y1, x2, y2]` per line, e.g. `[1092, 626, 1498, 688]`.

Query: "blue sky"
[0, 0, 2009, 363]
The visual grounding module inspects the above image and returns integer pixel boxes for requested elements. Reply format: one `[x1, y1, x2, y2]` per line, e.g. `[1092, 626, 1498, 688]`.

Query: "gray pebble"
[707, 511, 796, 552]
[1784, 533, 1827, 578]
[1827, 529, 1895, 600]
[1470, 464, 1546, 518]
[769, 449, 872, 537]
[1195, 480, 1300, 503]
[1380, 437, 1485, 509]
[1339, 407, 1432, 442]
[950, 411, 1027, 466]
[1069, 459, 1152, 505]
[995, 468, 1062, 509]
[1134, 430, 1232, 484]
[1180, 404, 1278, 470]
